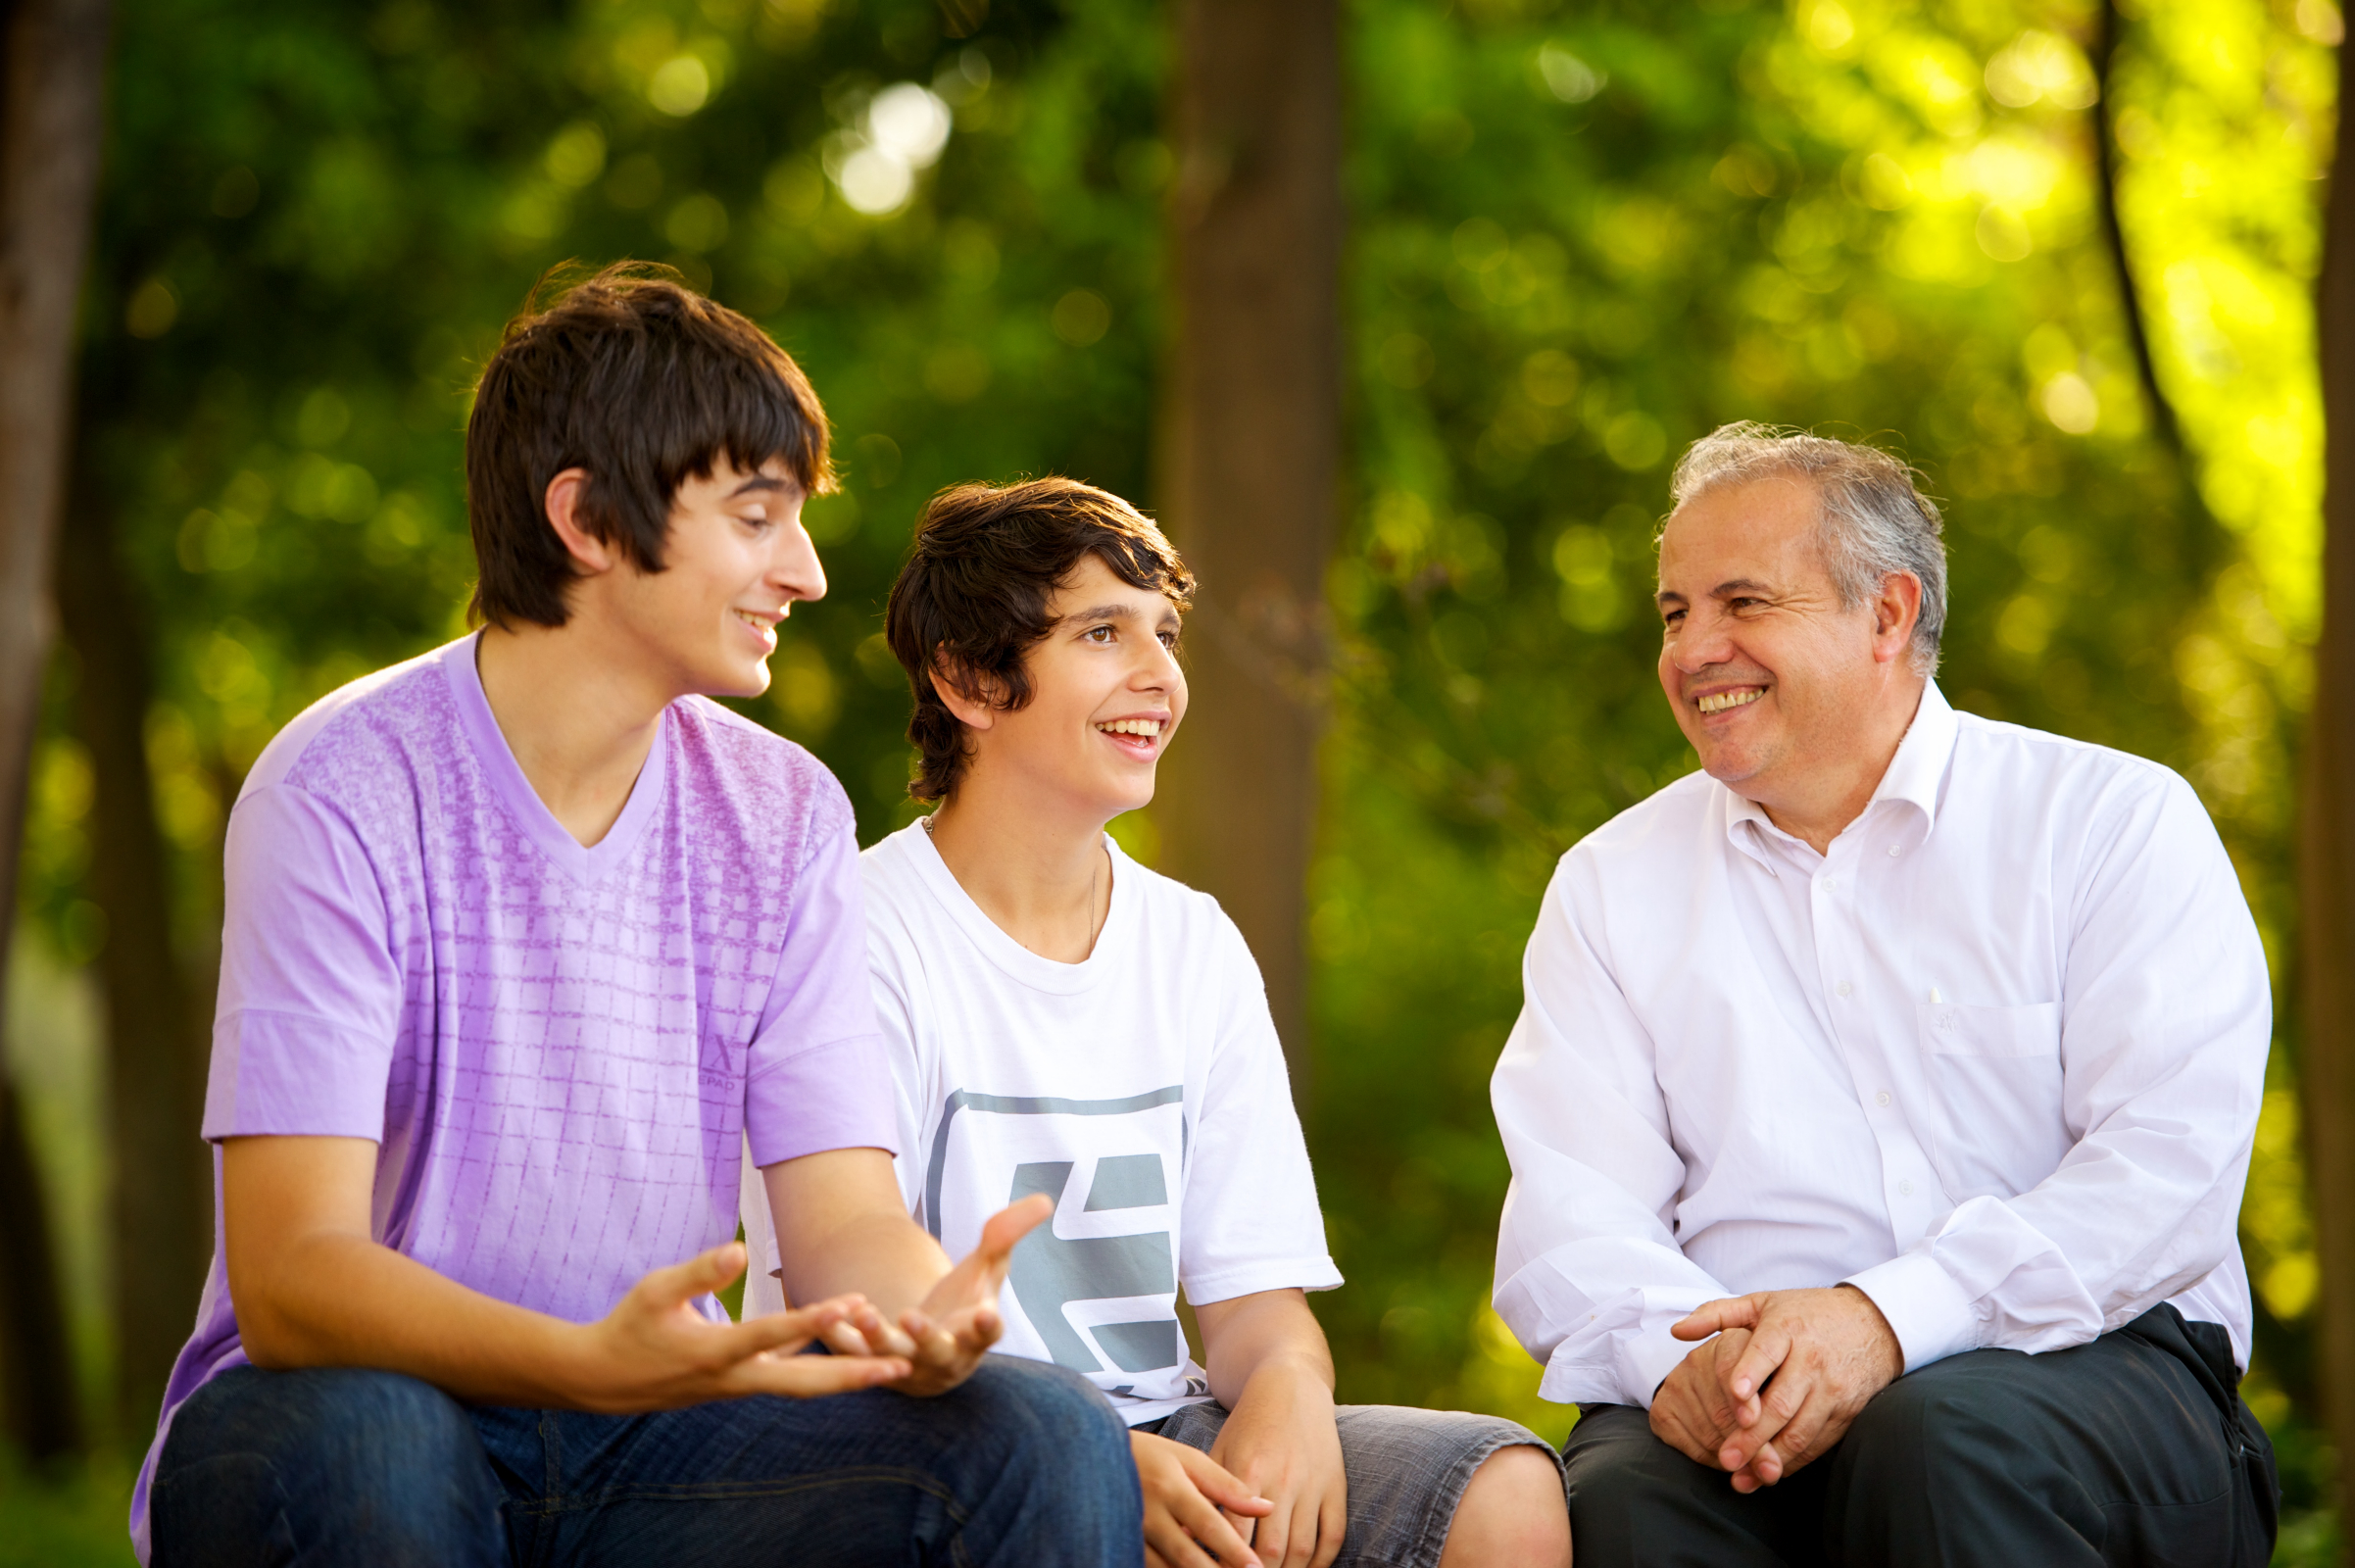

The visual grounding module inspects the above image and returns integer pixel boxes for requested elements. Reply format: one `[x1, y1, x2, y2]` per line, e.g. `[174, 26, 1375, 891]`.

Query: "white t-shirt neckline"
[904, 818, 1140, 996]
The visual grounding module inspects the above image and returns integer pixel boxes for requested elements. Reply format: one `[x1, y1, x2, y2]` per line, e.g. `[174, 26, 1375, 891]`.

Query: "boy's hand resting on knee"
[578, 1242, 910, 1410]
[1659, 1285, 1902, 1492]
[1133, 1429, 1274, 1568]
[1204, 1365, 1348, 1568]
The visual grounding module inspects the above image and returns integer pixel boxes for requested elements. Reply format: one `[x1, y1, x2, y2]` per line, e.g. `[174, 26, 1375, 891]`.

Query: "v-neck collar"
[441, 633, 669, 886]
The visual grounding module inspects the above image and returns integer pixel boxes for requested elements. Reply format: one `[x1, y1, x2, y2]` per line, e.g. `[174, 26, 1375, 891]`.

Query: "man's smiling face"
[1655, 474, 1888, 801]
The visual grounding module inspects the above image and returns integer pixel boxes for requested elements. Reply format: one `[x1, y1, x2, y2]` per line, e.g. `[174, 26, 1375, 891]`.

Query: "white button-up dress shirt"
[1492, 683, 2268, 1409]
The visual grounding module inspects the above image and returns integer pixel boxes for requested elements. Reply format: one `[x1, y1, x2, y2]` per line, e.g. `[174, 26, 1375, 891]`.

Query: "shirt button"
[1888, 845, 1901, 857]
[1837, 981, 1853, 998]
[1822, 876, 1838, 891]
[1875, 1091, 1891, 1107]
[1899, 1179, 1915, 1197]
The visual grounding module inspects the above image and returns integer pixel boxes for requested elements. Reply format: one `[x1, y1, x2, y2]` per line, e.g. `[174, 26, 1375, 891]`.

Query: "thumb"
[1673, 1294, 1761, 1341]
[977, 1194, 1054, 1262]
[638, 1242, 748, 1308]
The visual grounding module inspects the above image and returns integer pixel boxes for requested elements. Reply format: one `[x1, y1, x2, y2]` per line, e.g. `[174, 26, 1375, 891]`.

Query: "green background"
[3, 0, 2339, 1559]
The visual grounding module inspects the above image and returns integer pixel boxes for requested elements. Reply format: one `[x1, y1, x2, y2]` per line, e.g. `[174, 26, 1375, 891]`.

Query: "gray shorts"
[1145, 1400, 1561, 1568]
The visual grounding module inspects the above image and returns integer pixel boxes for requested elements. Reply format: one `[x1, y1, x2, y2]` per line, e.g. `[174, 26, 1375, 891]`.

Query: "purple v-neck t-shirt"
[131, 634, 894, 1560]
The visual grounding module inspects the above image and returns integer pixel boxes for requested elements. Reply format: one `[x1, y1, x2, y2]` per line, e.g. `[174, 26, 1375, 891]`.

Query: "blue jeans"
[150, 1356, 1141, 1567]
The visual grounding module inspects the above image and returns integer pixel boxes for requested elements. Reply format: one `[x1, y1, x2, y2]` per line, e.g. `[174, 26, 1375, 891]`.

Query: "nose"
[1665, 604, 1730, 675]
[772, 515, 828, 606]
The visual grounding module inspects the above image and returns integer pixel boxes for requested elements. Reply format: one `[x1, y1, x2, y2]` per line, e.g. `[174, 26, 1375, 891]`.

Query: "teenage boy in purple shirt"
[135, 267, 1140, 1567]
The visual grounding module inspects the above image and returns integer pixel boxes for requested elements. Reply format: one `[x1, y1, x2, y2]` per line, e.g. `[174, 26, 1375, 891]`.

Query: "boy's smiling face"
[597, 455, 825, 700]
[956, 552, 1187, 820]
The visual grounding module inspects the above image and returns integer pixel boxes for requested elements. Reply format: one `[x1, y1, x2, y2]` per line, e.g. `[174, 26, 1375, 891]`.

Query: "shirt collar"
[1717, 681, 1958, 866]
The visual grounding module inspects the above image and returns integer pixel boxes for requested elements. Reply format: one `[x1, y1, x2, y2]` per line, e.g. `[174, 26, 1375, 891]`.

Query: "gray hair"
[1664, 422, 1948, 677]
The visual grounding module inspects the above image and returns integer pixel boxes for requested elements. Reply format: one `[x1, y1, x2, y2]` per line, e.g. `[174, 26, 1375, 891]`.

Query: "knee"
[955, 1356, 1131, 1473]
[1441, 1444, 1572, 1568]
[158, 1368, 499, 1562]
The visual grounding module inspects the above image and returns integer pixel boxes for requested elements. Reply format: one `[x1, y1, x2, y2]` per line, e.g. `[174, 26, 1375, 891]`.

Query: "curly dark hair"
[466, 261, 833, 628]
[884, 477, 1195, 803]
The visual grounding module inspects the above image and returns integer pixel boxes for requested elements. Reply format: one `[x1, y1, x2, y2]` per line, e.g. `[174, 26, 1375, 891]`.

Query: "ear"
[1869, 570, 1923, 666]
[927, 653, 1002, 733]
[544, 467, 622, 576]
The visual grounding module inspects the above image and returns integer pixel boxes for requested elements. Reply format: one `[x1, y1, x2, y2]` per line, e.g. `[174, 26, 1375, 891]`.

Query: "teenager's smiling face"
[974, 552, 1187, 820]
[1655, 475, 1886, 799]
[607, 455, 824, 699]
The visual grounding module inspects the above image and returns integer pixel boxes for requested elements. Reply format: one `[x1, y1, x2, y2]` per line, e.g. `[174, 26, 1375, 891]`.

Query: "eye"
[1728, 596, 1762, 612]
[1661, 609, 1685, 629]
[1157, 630, 1179, 650]
[1083, 624, 1116, 644]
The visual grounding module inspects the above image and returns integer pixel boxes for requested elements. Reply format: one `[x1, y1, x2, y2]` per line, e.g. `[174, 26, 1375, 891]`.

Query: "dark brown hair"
[466, 262, 833, 628]
[885, 477, 1195, 802]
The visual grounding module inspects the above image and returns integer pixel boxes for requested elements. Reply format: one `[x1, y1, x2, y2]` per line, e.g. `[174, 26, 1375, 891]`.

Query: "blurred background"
[0, 0, 2339, 1560]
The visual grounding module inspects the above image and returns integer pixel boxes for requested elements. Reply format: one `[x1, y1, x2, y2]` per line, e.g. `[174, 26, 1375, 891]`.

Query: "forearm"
[1197, 1290, 1333, 1412]
[763, 1155, 951, 1318]
[236, 1229, 600, 1407]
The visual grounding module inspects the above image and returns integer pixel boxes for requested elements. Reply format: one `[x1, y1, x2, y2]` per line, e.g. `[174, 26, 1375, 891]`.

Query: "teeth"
[735, 610, 773, 631]
[1696, 689, 1763, 714]
[1097, 718, 1162, 737]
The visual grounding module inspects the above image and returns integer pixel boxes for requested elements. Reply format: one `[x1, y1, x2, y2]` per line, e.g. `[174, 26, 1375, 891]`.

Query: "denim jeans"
[150, 1355, 1141, 1567]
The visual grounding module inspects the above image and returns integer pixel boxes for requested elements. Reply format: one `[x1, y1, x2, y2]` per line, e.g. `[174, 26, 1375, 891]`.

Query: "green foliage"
[6, 0, 2338, 1553]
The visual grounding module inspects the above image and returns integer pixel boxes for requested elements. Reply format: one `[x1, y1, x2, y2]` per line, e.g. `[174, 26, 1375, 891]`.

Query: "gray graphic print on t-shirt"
[924, 1086, 1202, 1391]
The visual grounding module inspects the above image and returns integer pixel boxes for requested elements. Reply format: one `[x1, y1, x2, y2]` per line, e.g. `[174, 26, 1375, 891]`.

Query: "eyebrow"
[1071, 602, 1182, 626]
[727, 475, 792, 498]
[1656, 577, 1776, 606]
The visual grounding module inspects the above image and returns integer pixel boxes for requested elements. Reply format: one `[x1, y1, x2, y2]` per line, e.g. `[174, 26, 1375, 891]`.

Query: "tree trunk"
[2302, 25, 2355, 1561]
[0, 0, 112, 1463]
[54, 462, 209, 1441]
[1155, 0, 1342, 1088]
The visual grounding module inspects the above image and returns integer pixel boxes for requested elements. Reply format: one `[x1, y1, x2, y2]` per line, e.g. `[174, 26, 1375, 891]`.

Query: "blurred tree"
[1156, 0, 1342, 1081]
[2304, 7, 2355, 1552]
[0, 0, 113, 1465]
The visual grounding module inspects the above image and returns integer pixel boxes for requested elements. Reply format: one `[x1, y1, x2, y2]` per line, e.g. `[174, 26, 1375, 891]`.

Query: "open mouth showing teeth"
[1696, 689, 1763, 714]
[734, 610, 776, 632]
[1097, 719, 1163, 739]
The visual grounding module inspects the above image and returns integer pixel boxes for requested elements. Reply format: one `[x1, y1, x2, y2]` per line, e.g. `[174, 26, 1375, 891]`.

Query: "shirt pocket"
[1917, 1001, 2061, 1058]
[1912, 1001, 2069, 1200]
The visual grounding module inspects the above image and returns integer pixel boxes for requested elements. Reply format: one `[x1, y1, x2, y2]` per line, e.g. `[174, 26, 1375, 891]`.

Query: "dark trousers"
[1561, 1305, 2279, 1568]
[151, 1354, 1141, 1567]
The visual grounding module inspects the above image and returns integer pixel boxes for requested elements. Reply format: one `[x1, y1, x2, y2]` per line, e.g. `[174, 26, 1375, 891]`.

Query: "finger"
[1720, 1321, 1795, 1407]
[972, 1193, 1055, 1271]
[1175, 1446, 1276, 1518]
[1755, 1384, 1848, 1483]
[1308, 1490, 1346, 1568]
[1168, 1485, 1262, 1568]
[1650, 1398, 1717, 1467]
[850, 1303, 919, 1359]
[1718, 1369, 1806, 1473]
[1250, 1494, 1289, 1568]
[700, 1298, 856, 1367]
[1672, 1293, 1763, 1341]
[634, 1242, 751, 1308]
[727, 1351, 910, 1399]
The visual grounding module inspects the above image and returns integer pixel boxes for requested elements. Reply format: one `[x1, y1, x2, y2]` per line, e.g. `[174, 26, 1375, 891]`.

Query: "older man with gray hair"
[1492, 424, 2279, 1565]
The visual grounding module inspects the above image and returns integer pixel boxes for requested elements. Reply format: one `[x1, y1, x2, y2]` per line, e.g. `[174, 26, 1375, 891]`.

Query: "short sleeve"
[203, 783, 405, 1141]
[1177, 915, 1343, 1304]
[743, 802, 897, 1167]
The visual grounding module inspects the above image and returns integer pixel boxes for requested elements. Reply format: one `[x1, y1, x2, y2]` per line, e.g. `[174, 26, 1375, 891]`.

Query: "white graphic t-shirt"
[743, 821, 1341, 1425]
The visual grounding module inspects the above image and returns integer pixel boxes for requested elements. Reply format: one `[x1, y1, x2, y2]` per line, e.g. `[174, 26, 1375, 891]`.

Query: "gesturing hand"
[1669, 1285, 1902, 1490]
[575, 1242, 909, 1412]
[1133, 1429, 1275, 1568]
[825, 1194, 1055, 1397]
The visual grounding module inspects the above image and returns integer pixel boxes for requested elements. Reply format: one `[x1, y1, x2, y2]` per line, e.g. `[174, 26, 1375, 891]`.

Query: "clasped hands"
[575, 1193, 1053, 1410]
[1648, 1285, 1902, 1492]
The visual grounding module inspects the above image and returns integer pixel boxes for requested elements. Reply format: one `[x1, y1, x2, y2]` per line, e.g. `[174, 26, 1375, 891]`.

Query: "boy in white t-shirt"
[745, 478, 1571, 1568]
